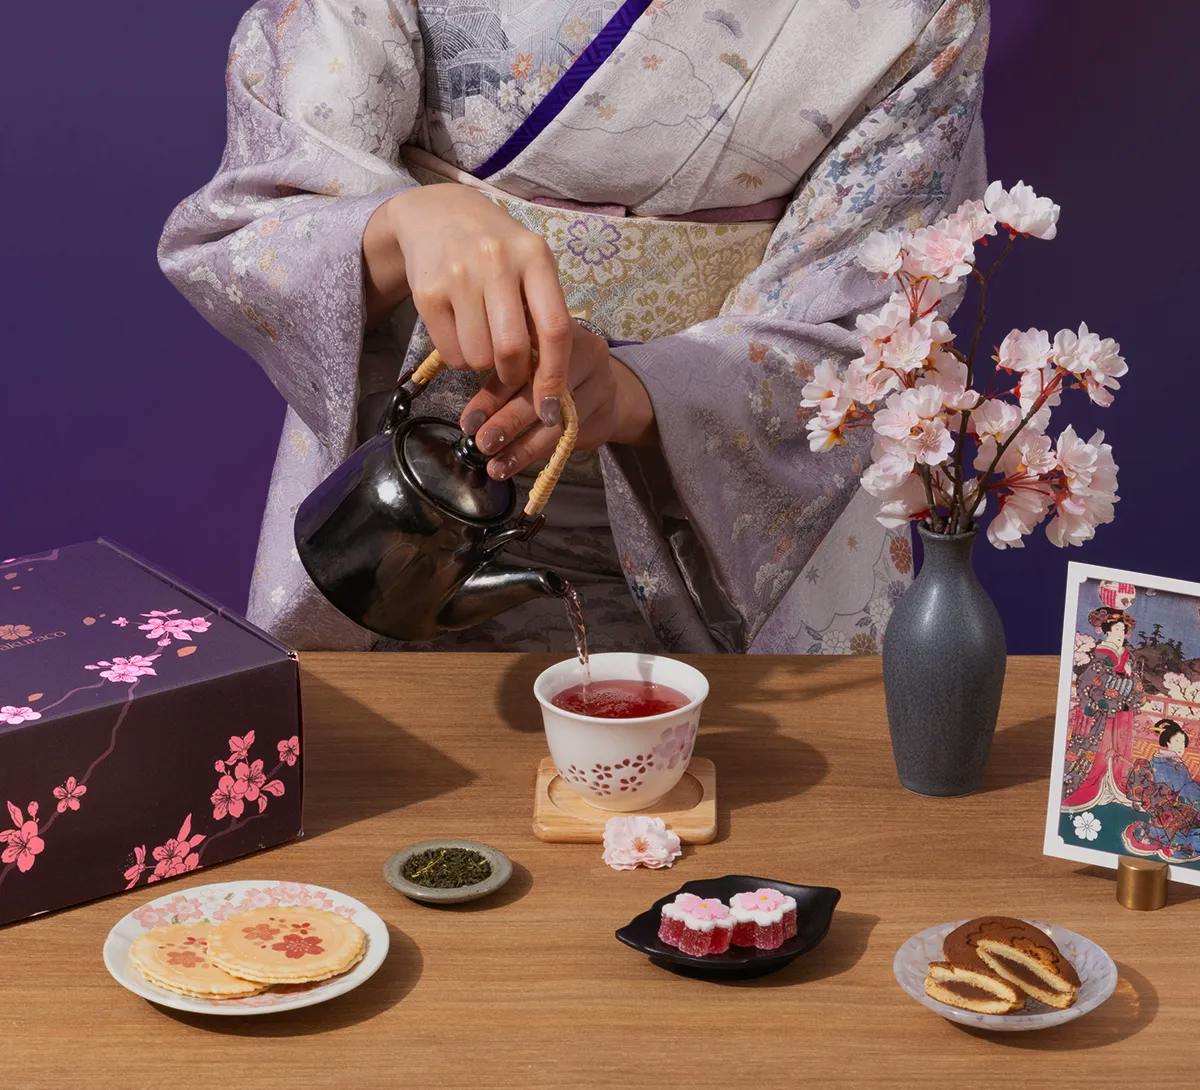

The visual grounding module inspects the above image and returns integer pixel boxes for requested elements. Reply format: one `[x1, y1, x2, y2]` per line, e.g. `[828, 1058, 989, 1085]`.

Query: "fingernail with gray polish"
[539, 396, 561, 427]
[491, 456, 517, 480]
[463, 410, 487, 436]
[479, 429, 505, 454]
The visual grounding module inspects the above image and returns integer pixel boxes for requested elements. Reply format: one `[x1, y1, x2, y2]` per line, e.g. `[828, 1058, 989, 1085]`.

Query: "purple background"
[2, 4, 1192, 652]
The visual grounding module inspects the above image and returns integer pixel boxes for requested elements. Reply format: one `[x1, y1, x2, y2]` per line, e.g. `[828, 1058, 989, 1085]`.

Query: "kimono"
[1062, 643, 1140, 810]
[1125, 750, 1200, 862]
[158, 0, 989, 653]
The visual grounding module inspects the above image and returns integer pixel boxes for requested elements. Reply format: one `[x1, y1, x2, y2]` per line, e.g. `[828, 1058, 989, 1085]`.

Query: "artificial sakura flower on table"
[803, 179, 1126, 550]
[602, 815, 682, 871]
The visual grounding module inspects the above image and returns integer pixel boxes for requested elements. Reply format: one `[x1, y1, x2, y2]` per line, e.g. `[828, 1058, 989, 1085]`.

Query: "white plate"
[893, 918, 1116, 1032]
[103, 879, 390, 1016]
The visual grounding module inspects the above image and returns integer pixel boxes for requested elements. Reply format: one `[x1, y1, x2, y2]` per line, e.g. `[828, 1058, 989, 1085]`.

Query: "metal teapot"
[294, 351, 576, 641]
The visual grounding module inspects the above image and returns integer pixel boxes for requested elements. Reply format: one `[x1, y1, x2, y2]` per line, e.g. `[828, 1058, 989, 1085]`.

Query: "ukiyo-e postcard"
[1044, 563, 1200, 886]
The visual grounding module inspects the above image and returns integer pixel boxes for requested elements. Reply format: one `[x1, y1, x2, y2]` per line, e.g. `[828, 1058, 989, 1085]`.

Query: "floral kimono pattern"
[1125, 752, 1200, 862]
[1062, 645, 1141, 810]
[158, 0, 989, 652]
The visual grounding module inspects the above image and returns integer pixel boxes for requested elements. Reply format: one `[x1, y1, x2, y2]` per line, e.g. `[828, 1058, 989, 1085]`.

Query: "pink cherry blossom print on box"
[0, 541, 302, 926]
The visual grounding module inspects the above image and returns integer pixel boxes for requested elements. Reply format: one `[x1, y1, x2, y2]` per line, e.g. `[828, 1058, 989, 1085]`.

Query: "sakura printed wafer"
[129, 922, 266, 999]
[207, 907, 366, 984]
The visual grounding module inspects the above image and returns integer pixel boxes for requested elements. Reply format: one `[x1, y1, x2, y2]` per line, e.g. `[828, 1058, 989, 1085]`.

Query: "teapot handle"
[398, 348, 579, 519]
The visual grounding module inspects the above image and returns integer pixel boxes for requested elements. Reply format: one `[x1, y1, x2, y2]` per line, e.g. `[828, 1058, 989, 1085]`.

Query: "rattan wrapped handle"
[409, 348, 578, 517]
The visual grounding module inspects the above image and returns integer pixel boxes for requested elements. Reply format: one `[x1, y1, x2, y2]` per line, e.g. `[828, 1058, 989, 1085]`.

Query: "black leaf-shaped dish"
[616, 874, 841, 979]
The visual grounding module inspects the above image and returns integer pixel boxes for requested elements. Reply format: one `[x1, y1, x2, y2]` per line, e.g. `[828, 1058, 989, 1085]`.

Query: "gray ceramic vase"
[881, 525, 1006, 796]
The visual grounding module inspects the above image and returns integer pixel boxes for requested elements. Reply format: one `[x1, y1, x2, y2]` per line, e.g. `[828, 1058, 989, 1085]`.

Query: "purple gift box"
[0, 540, 302, 926]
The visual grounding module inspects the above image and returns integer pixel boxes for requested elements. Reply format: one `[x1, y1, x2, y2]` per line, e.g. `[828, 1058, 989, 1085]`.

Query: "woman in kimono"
[1062, 607, 1143, 810]
[1124, 720, 1200, 862]
[159, 0, 989, 653]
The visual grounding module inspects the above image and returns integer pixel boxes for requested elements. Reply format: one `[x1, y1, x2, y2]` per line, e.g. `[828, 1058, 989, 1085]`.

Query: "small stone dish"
[383, 838, 513, 905]
[616, 874, 841, 979]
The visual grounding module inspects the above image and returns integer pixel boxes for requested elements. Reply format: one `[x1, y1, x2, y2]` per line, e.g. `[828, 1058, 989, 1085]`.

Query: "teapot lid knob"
[399, 419, 515, 524]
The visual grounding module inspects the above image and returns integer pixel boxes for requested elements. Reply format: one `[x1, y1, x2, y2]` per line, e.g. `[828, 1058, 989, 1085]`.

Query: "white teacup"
[534, 653, 709, 812]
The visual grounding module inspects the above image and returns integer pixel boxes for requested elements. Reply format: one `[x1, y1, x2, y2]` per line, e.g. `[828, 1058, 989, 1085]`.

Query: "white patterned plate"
[893, 918, 1116, 1031]
[103, 879, 390, 1016]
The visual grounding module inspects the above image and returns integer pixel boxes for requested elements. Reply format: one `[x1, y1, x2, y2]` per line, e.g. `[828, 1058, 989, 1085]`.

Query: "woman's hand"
[458, 322, 656, 480]
[362, 183, 571, 423]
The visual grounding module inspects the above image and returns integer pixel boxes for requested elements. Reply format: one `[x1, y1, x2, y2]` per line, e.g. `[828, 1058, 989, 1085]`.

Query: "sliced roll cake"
[944, 916, 1079, 1010]
[923, 961, 1024, 1014]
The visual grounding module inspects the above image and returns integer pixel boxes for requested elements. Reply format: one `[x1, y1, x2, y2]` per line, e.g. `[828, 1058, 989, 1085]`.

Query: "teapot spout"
[437, 562, 566, 631]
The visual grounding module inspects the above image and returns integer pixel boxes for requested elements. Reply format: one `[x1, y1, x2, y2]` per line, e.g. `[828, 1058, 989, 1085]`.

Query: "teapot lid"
[399, 419, 515, 524]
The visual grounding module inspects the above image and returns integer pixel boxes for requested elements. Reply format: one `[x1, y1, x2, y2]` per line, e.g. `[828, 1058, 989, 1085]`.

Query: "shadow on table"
[1071, 864, 1200, 909]
[157, 922, 421, 1037]
[977, 714, 1055, 794]
[950, 961, 1157, 1050]
[495, 653, 836, 836]
[652, 910, 878, 988]
[300, 674, 476, 839]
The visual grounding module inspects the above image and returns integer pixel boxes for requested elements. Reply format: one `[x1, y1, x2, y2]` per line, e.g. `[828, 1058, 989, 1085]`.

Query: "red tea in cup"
[550, 679, 690, 719]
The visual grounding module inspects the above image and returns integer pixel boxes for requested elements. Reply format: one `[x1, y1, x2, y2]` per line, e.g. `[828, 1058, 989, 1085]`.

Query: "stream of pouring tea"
[561, 580, 591, 693]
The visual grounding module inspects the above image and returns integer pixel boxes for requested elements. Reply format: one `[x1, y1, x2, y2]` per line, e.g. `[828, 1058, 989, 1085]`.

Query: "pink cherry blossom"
[996, 328, 1051, 374]
[277, 735, 300, 766]
[602, 815, 682, 871]
[1051, 323, 1126, 407]
[227, 730, 255, 762]
[1046, 428, 1119, 547]
[690, 898, 731, 921]
[234, 759, 266, 803]
[984, 179, 1060, 239]
[800, 361, 845, 409]
[805, 396, 852, 452]
[861, 437, 917, 495]
[986, 483, 1053, 549]
[52, 776, 87, 813]
[879, 321, 934, 373]
[210, 774, 245, 820]
[874, 473, 934, 529]
[872, 387, 951, 466]
[939, 198, 996, 244]
[84, 653, 160, 683]
[968, 398, 1021, 445]
[123, 845, 147, 889]
[0, 705, 40, 725]
[138, 610, 211, 644]
[111, 616, 128, 627]
[0, 807, 45, 873]
[858, 228, 904, 276]
[919, 353, 979, 411]
[148, 814, 205, 883]
[901, 223, 974, 283]
[844, 356, 901, 406]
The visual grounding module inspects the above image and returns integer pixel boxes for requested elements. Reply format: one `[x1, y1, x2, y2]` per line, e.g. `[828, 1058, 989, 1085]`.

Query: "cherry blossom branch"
[946, 235, 1016, 534]
[38, 680, 107, 715]
[918, 466, 944, 533]
[0, 680, 141, 893]
[963, 370, 1065, 524]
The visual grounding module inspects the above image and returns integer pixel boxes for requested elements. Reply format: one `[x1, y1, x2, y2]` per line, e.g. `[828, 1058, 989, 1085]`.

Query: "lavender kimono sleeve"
[601, 1, 989, 652]
[157, 0, 424, 452]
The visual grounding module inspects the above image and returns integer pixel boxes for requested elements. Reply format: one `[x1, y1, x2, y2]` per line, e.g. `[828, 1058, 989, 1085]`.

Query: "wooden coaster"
[532, 757, 716, 844]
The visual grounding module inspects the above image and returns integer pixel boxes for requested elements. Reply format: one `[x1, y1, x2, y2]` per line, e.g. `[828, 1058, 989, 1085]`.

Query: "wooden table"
[3, 654, 1193, 1088]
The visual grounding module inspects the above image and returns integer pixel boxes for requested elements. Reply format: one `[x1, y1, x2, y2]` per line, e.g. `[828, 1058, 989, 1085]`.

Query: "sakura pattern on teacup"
[558, 718, 698, 799]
